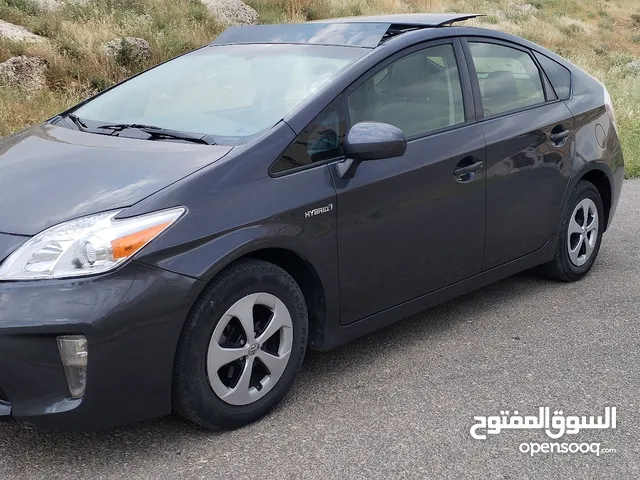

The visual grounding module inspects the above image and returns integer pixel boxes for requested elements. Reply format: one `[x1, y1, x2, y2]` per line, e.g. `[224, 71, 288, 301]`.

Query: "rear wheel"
[173, 259, 308, 430]
[541, 180, 604, 281]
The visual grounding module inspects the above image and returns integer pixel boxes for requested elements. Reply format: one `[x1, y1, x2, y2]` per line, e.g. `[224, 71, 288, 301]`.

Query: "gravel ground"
[1, 180, 639, 480]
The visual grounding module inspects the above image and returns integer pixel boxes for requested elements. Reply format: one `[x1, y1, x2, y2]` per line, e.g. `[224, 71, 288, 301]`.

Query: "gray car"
[0, 14, 623, 430]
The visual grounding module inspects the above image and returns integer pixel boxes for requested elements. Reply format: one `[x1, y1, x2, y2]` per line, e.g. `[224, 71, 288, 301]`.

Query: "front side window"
[72, 44, 364, 145]
[348, 43, 465, 138]
[468, 42, 545, 117]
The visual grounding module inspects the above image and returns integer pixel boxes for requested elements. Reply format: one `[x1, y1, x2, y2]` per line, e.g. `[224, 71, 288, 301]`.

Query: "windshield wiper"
[66, 114, 88, 131]
[97, 123, 216, 145]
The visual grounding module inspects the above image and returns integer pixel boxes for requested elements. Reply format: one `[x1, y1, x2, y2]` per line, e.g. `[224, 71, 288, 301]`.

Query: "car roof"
[210, 14, 482, 48]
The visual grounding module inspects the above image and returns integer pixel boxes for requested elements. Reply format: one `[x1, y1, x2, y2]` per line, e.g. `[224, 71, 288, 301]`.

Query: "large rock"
[0, 20, 45, 43]
[0, 56, 47, 94]
[508, 3, 538, 13]
[31, 0, 62, 10]
[100, 37, 152, 65]
[201, 0, 259, 25]
[626, 60, 640, 72]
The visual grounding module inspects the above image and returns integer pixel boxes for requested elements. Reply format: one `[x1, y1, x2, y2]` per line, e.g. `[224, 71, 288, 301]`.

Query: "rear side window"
[270, 101, 345, 174]
[468, 42, 545, 117]
[534, 52, 572, 100]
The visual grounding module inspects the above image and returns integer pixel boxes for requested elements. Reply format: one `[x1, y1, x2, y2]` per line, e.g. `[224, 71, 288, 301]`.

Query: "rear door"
[333, 39, 487, 324]
[462, 38, 574, 270]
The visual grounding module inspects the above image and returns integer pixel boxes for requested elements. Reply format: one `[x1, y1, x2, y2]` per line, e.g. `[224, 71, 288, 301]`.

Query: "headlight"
[0, 207, 185, 281]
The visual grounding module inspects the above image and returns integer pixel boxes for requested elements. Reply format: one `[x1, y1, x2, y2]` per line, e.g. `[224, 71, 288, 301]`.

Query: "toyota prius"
[0, 14, 623, 430]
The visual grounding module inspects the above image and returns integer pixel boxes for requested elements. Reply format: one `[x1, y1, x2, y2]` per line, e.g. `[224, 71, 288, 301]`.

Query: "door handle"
[454, 160, 484, 178]
[550, 128, 571, 144]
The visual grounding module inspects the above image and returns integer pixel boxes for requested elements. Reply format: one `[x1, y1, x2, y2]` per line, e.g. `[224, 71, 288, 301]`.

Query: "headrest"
[484, 70, 518, 100]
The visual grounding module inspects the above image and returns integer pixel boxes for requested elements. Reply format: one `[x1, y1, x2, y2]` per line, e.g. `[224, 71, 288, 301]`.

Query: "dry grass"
[0, 0, 224, 133]
[0, 0, 639, 175]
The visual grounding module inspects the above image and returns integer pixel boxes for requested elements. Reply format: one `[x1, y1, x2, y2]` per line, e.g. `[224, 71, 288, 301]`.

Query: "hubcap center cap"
[247, 343, 259, 356]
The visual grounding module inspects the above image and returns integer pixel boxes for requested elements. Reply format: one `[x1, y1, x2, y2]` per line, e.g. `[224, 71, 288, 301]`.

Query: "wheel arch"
[573, 164, 613, 232]
[157, 224, 339, 352]
[213, 247, 328, 349]
[169, 245, 330, 414]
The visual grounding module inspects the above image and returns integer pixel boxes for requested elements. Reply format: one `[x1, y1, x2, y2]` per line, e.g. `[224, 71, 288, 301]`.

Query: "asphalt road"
[1, 180, 639, 480]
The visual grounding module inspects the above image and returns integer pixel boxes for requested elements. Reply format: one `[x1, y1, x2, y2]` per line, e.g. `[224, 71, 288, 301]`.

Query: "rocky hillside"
[1, 0, 639, 176]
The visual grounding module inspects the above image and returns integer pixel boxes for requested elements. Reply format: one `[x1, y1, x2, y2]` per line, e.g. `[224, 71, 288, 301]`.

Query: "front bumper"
[0, 262, 203, 430]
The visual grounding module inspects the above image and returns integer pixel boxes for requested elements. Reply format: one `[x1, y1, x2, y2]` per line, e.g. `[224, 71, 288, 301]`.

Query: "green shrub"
[88, 75, 113, 93]
[29, 17, 63, 39]
[301, 0, 332, 21]
[0, 38, 27, 61]
[4, 0, 41, 15]
[560, 23, 584, 36]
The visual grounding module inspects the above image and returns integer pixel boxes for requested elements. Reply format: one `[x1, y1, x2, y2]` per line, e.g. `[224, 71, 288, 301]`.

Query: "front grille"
[0, 386, 8, 403]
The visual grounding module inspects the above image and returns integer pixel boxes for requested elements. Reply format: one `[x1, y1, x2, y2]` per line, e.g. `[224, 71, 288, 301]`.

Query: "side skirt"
[312, 235, 558, 351]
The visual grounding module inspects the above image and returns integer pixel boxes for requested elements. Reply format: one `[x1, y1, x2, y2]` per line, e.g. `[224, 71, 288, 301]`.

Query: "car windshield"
[71, 44, 365, 144]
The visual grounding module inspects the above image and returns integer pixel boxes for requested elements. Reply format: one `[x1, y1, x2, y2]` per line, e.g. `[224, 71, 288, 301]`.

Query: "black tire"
[541, 180, 604, 282]
[172, 259, 308, 430]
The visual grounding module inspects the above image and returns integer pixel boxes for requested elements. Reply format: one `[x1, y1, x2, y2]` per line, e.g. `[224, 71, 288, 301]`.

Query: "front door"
[333, 41, 486, 325]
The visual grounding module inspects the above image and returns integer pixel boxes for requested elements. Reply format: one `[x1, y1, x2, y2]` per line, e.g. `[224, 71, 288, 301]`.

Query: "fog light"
[57, 335, 88, 399]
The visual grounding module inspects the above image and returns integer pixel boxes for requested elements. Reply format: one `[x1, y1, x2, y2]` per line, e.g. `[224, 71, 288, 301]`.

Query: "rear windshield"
[72, 44, 365, 144]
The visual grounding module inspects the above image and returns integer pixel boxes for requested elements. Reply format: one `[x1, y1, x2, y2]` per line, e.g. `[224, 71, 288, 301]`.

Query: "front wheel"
[541, 180, 604, 282]
[172, 259, 308, 430]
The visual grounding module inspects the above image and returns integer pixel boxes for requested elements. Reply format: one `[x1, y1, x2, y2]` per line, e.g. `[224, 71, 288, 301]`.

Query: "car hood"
[0, 123, 232, 235]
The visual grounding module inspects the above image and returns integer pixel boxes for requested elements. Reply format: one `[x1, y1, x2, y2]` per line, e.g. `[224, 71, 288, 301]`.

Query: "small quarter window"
[271, 101, 345, 174]
[534, 52, 572, 100]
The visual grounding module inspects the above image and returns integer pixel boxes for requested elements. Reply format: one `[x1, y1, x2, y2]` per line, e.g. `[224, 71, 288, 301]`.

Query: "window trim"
[529, 50, 558, 102]
[460, 37, 563, 122]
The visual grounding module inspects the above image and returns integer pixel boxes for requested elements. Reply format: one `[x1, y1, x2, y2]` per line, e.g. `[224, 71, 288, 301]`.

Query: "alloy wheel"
[206, 292, 293, 406]
[567, 198, 599, 267]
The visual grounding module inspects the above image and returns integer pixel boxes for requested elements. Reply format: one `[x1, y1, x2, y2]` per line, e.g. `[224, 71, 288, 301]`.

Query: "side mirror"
[344, 121, 407, 161]
[338, 122, 407, 179]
